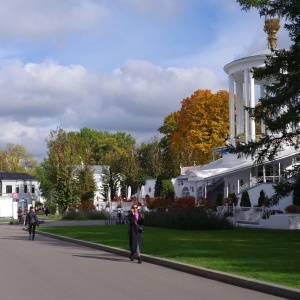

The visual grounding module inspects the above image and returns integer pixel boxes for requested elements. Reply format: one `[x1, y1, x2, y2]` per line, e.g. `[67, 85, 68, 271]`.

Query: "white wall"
[237, 183, 292, 211]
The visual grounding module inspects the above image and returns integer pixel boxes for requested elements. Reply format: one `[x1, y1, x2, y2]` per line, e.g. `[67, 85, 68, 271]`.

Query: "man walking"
[25, 207, 39, 240]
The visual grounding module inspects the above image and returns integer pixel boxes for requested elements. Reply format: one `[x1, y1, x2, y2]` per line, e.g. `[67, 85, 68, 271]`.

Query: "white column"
[250, 74, 255, 141]
[244, 69, 249, 143]
[263, 165, 266, 183]
[278, 162, 281, 182]
[229, 75, 235, 144]
[236, 81, 244, 136]
[260, 85, 265, 134]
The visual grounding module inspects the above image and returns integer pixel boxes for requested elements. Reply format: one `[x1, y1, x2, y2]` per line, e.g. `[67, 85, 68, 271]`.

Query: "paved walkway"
[1, 221, 298, 300]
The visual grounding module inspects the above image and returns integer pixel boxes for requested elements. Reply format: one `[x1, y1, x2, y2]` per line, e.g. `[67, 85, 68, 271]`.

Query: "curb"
[35, 230, 300, 300]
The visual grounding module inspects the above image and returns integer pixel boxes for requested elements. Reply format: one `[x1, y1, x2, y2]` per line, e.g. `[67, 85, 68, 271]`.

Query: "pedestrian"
[128, 204, 144, 264]
[25, 207, 39, 240]
[45, 207, 50, 217]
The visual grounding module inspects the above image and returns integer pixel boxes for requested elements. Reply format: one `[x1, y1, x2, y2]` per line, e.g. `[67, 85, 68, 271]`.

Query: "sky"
[0, 0, 291, 161]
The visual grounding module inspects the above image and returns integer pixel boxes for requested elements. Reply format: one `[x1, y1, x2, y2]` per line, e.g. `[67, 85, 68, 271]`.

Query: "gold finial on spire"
[263, 18, 280, 49]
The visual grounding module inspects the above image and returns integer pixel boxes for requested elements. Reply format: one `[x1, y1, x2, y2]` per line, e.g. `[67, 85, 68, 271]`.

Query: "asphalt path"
[0, 224, 288, 300]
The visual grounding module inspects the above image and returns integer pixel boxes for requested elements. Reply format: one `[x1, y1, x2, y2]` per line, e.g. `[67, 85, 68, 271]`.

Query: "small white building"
[0, 172, 42, 218]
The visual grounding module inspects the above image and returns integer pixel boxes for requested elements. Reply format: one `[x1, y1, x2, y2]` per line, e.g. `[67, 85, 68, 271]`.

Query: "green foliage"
[292, 177, 300, 206]
[257, 189, 270, 207]
[154, 175, 163, 197]
[240, 190, 251, 207]
[61, 210, 108, 220]
[285, 204, 299, 214]
[144, 210, 233, 230]
[228, 193, 238, 206]
[43, 200, 57, 214]
[215, 193, 223, 206]
[161, 180, 175, 199]
[0, 143, 38, 174]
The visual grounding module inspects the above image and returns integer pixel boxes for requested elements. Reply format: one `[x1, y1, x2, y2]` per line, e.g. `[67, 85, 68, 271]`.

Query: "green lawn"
[38, 225, 300, 289]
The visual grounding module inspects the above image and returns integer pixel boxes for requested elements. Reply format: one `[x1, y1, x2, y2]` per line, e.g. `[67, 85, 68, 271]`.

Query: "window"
[24, 185, 28, 193]
[181, 187, 190, 197]
[148, 187, 151, 193]
[6, 185, 12, 193]
[16, 185, 19, 193]
[31, 185, 35, 193]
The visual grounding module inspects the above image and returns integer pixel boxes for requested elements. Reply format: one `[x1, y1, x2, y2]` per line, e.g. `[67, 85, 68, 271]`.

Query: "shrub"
[170, 197, 195, 211]
[285, 205, 299, 214]
[144, 197, 174, 211]
[77, 200, 95, 211]
[62, 210, 108, 220]
[215, 193, 223, 206]
[257, 189, 270, 207]
[240, 190, 251, 207]
[144, 210, 233, 230]
[292, 178, 300, 206]
[161, 180, 175, 199]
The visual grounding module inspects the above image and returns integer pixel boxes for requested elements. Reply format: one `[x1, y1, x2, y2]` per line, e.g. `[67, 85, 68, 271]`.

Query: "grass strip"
[39, 225, 300, 289]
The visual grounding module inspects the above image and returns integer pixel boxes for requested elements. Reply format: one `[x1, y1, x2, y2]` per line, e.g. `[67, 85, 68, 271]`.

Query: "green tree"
[161, 180, 175, 199]
[0, 143, 38, 174]
[257, 189, 270, 207]
[292, 177, 300, 206]
[240, 190, 251, 207]
[234, 0, 300, 203]
[154, 175, 163, 198]
[46, 128, 80, 212]
[215, 192, 223, 206]
[137, 136, 163, 179]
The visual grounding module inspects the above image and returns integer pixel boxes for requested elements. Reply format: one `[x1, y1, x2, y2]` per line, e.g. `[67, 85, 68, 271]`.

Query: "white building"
[171, 38, 298, 212]
[0, 172, 42, 218]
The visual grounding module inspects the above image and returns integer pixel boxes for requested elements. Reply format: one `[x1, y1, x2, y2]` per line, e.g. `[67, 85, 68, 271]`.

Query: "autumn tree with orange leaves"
[159, 89, 230, 171]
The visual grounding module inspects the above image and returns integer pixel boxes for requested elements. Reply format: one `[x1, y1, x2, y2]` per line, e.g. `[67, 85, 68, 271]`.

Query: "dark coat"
[128, 212, 144, 254]
[25, 211, 39, 226]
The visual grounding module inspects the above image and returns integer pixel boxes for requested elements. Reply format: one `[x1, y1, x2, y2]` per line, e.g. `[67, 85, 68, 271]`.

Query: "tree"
[161, 180, 175, 199]
[234, 1, 300, 203]
[257, 189, 270, 207]
[0, 143, 38, 174]
[159, 90, 229, 167]
[137, 136, 163, 179]
[158, 113, 181, 178]
[154, 175, 163, 198]
[45, 128, 80, 212]
[240, 190, 251, 207]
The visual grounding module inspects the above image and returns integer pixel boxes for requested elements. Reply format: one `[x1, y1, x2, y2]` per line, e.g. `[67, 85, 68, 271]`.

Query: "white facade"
[0, 173, 42, 218]
[172, 49, 299, 212]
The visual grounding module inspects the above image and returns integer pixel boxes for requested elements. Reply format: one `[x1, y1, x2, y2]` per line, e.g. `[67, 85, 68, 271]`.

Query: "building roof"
[0, 172, 37, 181]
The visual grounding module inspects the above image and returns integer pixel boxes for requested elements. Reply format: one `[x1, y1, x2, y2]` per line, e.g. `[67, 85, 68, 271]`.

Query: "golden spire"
[263, 18, 280, 49]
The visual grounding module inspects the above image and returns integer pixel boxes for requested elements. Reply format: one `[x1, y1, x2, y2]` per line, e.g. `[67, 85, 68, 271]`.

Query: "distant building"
[0, 172, 42, 218]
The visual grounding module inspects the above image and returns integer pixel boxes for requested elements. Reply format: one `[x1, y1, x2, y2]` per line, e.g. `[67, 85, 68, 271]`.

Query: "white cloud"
[0, 0, 109, 41]
[0, 59, 224, 159]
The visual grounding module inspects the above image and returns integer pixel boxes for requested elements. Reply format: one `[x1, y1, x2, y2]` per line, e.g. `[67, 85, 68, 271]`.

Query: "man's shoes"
[138, 257, 142, 264]
[129, 254, 134, 261]
[28, 236, 31, 240]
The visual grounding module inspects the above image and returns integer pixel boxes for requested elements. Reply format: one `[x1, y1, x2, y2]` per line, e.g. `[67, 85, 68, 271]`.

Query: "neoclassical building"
[173, 20, 298, 211]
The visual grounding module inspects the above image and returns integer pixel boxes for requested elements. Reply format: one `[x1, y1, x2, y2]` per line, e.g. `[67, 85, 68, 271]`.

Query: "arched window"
[181, 187, 190, 197]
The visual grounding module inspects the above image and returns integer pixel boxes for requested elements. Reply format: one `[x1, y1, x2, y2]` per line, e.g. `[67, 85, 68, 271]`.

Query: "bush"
[240, 190, 251, 207]
[285, 205, 299, 214]
[62, 210, 108, 220]
[144, 210, 233, 230]
[215, 193, 223, 206]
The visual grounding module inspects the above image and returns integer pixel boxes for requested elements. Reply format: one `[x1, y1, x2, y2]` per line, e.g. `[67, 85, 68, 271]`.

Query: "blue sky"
[0, 0, 291, 160]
